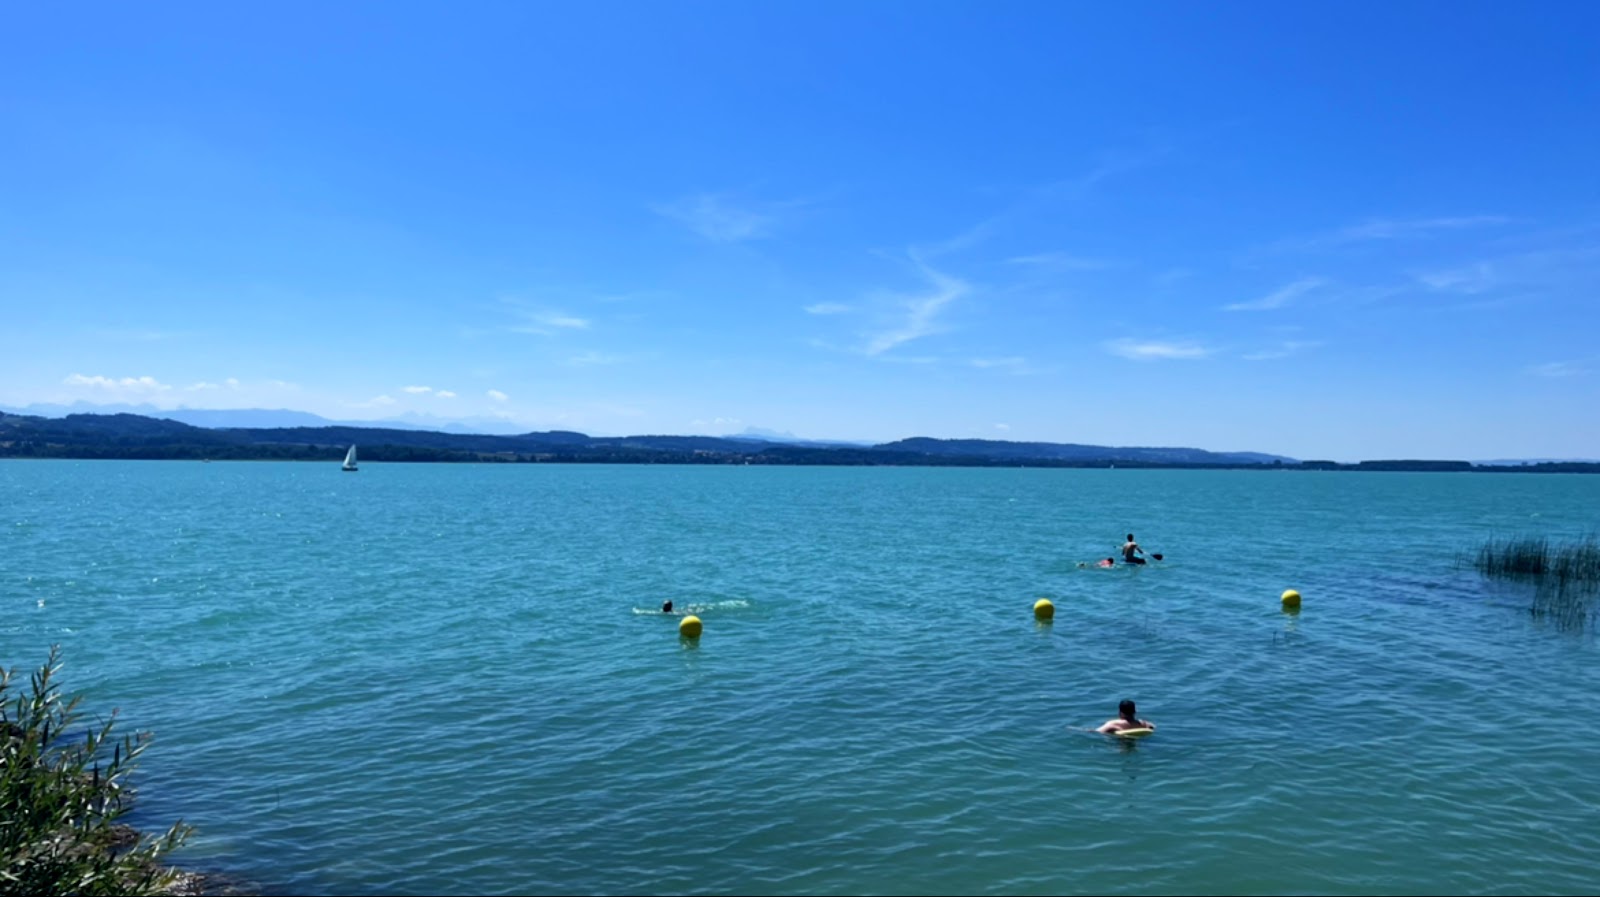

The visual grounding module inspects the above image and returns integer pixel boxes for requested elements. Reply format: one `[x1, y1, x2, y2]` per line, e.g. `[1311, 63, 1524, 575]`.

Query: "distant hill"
[722, 427, 874, 449]
[5, 410, 1594, 472]
[0, 402, 526, 434]
[0, 410, 1299, 466]
[874, 437, 1296, 466]
[1474, 458, 1600, 466]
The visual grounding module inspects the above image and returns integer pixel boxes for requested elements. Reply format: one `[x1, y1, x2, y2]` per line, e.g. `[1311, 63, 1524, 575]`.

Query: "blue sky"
[3, 2, 1597, 460]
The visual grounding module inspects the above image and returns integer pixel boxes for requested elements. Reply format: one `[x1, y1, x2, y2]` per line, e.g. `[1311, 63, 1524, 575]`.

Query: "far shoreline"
[3, 454, 1597, 473]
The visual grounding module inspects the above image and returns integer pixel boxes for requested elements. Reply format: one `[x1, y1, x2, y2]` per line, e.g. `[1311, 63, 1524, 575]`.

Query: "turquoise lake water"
[4, 460, 1600, 895]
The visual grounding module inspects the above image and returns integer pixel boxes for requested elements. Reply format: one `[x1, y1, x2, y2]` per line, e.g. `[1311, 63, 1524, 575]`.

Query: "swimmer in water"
[661, 600, 675, 614]
[1096, 699, 1155, 734]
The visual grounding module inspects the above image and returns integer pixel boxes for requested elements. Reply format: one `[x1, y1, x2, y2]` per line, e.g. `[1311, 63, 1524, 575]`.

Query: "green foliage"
[1, 647, 191, 896]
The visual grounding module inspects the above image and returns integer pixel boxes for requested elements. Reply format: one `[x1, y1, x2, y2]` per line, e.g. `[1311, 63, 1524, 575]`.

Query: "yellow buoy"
[1281, 589, 1302, 609]
[678, 615, 703, 638]
[1033, 598, 1055, 621]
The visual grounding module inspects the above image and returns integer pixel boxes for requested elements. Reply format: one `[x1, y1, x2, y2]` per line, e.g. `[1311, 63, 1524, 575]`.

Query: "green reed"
[1473, 537, 1600, 633]
[1474, 536, 1600, 582]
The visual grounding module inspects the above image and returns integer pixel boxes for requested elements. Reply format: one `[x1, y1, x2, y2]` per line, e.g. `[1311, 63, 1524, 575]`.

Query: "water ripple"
[4, 462, 1600, 894]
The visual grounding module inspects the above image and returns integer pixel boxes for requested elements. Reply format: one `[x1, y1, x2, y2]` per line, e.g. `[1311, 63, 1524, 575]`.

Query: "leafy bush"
[1, 646, 191, 896]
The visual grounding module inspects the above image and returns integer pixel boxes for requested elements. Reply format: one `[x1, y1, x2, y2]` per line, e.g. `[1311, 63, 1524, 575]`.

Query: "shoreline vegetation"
[2, 411, 1596, 472]
[1, 647, 203, 897]
[1473, 537, 1600, 632]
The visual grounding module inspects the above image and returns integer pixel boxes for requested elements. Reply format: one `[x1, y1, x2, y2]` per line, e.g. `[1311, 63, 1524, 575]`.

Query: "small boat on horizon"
[342, 445, 359, 472]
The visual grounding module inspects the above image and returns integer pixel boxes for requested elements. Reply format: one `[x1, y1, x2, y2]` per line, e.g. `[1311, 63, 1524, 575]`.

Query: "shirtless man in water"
[1121, 533, 1146, 565]
[1096, 699, 1155, 734]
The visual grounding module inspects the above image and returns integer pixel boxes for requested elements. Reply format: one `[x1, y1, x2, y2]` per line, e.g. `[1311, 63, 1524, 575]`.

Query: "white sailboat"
[342, 444, 359, 472]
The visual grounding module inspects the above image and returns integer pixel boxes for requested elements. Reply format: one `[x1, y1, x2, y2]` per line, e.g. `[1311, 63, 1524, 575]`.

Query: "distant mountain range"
[0, 402, 530, 435]
[4, 407, 1596, 472]
[0, 407, 1297, 466]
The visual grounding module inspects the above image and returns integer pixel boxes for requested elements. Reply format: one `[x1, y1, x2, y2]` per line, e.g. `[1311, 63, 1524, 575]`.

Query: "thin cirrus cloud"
[653, 193, 777, 242]
[804, 302, 852, 315]
[93, 328, 184, 342]
[508, 311, 591, 335]
[1528, 359, 1589, 378]
[861, 256, 969, 356]
[1267, 215, 1511, 254]
[1243, 340, 1321, 361]
[486, 389, 509, 402]
[1103, 338, 1213, 361]
[1415, 263, 1496, 294]
[565, 352, 627, 366]
[924, 152, 1159, 258]
[1005, 251, 1112, 270]
[970, 356, 1028, 370]
[1332, 215, 1510, 243]
[1224, 277, 1328, 312]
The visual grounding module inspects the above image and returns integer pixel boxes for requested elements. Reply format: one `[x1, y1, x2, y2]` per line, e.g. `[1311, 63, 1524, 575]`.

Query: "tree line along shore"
[1, 411, 1595, 472]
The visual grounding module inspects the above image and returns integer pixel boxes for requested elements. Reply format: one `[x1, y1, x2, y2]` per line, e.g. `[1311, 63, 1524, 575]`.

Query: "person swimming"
[1096, 699, 1155, 734]
[661, 600, 675, 614]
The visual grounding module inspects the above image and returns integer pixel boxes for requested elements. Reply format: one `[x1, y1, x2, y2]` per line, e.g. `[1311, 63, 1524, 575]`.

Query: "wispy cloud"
[994, 423, 1011, 431]
[63, 374, 172, 394]
[970, 356, 1027, 370]
[1243, 340, 1322, 361]
[654, 194, 785, 242]
[1267, 215, 1511, 254]
[565, 352, 627, 366]
[1416, 263, 1496, 294]
[355, 394, 397, 408]
[924, 149, 1163, 257]
[863, 256, 969, 356]
[1153, 268, 1195, 288]
[401, 385, 459, 397]
[1333, 216, 1511, 243]
[508, 310, 590, 335]
[181, 377, 241, 392]
[1528, 359, 1589, 378]
[1224, 277, 1328, 312]
[1005, 251, 1112, 270]
[487, 389, 509, 402]
[804, 302, 852, 315]
[1104, 338, 1212, 361]
[93, 329, 184, 342]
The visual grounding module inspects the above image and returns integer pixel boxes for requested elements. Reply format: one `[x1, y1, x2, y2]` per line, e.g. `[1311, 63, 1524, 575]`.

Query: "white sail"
[343, 445, 358, 470]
